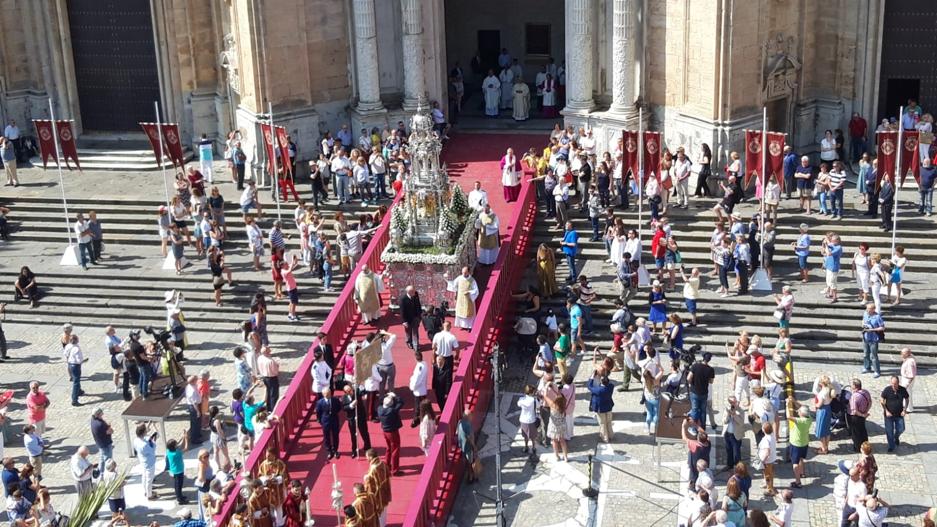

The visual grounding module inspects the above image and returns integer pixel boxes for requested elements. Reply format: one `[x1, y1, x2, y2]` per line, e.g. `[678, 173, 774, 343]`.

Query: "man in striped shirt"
[268, 220, 286, 253]
[828, 161, 847, 219]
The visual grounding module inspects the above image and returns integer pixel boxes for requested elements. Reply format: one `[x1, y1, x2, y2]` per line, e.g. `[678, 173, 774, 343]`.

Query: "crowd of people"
[3, 95, 935, 527]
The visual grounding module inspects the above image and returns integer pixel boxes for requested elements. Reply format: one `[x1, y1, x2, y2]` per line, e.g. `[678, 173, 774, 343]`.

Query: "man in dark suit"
[311, 331, 335, 369]
[315, 388, 343, 459]
[432, 354, 453, 412]
[879, 174, 895, 231]
[341, 384, 371, 458]
[398, 286, 422, 350]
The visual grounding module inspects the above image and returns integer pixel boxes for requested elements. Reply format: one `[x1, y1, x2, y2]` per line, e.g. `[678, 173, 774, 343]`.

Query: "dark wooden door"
[878, 1, 937, 121]
[477, 30, 501, 74]
[67, 0, 161, 131]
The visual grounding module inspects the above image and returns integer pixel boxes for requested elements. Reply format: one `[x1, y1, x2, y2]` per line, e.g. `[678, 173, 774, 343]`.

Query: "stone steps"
[521, 201, 937, 366]
[0, 196, 382, 247]
[30, 146, 194, 171]
[1, 272, 346, 330]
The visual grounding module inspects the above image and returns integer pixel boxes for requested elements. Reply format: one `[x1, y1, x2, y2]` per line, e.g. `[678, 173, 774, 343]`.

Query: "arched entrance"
[444, 0, 565, 118]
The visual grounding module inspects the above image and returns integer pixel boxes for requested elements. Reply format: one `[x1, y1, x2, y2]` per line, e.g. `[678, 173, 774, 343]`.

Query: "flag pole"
[155, 102, 172, 208]
[752, 107, 771, 291]
[268, 101, 283, 222]
[48, 99, 80, 266]
[891, 106, 904, 255]
[637, 108, 644, 238]
[156, 101, 186, 271]
[637, 108, 649, 286]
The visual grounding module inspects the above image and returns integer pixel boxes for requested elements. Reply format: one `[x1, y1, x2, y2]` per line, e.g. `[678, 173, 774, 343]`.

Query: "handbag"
[772, 309, 784, 320]
[471, 457, 483, 478]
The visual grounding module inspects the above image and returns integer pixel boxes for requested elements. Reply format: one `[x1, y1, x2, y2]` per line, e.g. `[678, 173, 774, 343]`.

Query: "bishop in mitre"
[475, 204, 501, 265]
[447, 266, 479, 330]
[354, 263, 382, 323]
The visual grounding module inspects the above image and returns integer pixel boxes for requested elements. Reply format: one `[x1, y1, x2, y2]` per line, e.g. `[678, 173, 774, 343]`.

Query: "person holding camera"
[849, 494, 888, 527]
[721, 396, 745, 471]
[587, 369, 614, 443]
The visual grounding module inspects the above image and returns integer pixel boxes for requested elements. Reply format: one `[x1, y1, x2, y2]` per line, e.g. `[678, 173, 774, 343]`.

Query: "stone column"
[564, 0, 595, 112]
[352, 0, 384, 112]
[401, 0, 426, 111]
[609, 0, 636, 114]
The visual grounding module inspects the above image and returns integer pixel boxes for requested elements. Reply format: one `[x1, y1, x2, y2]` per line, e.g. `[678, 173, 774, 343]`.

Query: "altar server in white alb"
[512, 78, 530, 121]
[482, 70, 501, 117]
[468, 181, 489, 212]
[447, 266, 479, 330]
[499, 67, 514, 110]
[475, 204, 501, 265]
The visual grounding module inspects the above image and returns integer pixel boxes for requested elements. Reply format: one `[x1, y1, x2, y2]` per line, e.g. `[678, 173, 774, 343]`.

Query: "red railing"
[214, 194, 403, 527]
[403, 180, 538, 527]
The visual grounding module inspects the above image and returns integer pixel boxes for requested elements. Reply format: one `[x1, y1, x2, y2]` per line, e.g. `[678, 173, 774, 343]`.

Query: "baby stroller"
[829, 387, 851, 435]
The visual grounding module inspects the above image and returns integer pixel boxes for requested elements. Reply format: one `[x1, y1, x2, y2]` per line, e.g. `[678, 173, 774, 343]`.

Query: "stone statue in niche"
[219, 33, 240, 93]
[762, 34, 801, 101]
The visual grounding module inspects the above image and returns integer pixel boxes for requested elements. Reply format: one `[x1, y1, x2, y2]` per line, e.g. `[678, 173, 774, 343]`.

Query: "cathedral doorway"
[67, 0, 162, 131]
[877, 1, 937, 121]
[444, 0, 565, 119]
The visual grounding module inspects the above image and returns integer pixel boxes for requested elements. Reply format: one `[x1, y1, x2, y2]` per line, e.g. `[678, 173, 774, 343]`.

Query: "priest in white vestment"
[447, 266, 480, 330]
[353, 263, 382, 323]
[512, 80, 530, 121]
[534, 66, 547, 112]
[499, 68, 514, 110]
[483, 70, 501, 117]
[500, 148, 522, 202]
[475, 204, 501, 265]
[541, 74, 558, 118]
[468, 181, 489, 211]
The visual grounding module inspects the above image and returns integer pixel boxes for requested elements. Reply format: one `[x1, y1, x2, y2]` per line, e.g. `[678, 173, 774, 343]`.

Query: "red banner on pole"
[622, 130, 639, 179]
[259, 122, 277, 178]
[32, 120, 57, 169]
[743, 130, 763, 189]
[643, 131, 661, 182]
[140, 122, 164, 167]
[161, 123, 185, 169]
[765, 132, 786, 191]
[876, 131, 898, 189]
[275, 126, 291, 176]
[57, 120, 81, 171]
[899, 130, 920, 186]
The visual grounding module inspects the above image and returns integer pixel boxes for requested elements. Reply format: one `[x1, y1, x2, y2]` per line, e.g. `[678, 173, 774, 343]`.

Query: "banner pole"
[892, 106, 903, 254]
[751, 107, 772, 291]
[48, 100, 73, 246]
[155, 102, 172, 208]
[268, 101, 283, 222]
[637, 107, 644, 240]
[156, 101, 186, 271]
[760, 109, 767, 259]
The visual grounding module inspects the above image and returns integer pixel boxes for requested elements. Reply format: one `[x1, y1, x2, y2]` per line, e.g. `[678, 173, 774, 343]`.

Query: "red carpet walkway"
[290, 133, 546, 526]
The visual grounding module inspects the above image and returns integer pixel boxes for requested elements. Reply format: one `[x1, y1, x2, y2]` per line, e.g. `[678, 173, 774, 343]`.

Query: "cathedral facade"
[0, 0, 929, 177]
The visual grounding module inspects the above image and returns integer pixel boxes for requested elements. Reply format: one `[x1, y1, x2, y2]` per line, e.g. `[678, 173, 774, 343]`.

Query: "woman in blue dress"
[666, 313, 685, 361]
[813, 375, 834, 454]
[648, 280, 668, 333]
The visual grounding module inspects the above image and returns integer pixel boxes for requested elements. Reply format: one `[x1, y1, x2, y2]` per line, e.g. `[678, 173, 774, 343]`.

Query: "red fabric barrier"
[214, 193, 403, 526]
[402, 179, 538, 527]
